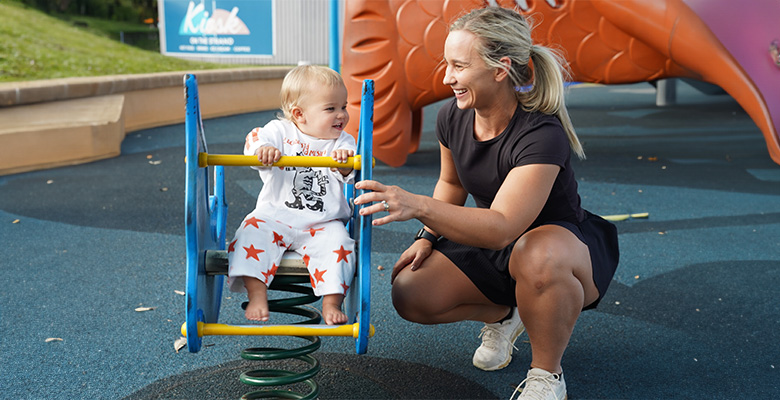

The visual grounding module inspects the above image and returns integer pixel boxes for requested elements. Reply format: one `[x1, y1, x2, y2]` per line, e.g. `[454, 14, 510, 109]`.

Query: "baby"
[227, 65, 356, 325]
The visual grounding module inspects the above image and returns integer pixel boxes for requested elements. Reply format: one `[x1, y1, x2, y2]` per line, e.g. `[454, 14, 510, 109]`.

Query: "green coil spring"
[239, 275, 323, 400]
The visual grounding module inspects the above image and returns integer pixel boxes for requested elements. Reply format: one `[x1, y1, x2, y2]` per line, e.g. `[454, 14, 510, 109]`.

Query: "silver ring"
[381, 200, 390, 212]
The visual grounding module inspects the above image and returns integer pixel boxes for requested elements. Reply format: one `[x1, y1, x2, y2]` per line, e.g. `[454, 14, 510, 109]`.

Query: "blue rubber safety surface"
[2, 81, 779, 399]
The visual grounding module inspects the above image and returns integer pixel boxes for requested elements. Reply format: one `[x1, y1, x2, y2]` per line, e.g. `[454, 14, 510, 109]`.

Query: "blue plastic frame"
[184, 74, 374, 354]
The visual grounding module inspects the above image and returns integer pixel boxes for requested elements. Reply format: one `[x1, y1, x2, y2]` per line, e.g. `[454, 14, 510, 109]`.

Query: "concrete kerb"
[0, 67, 292, 176]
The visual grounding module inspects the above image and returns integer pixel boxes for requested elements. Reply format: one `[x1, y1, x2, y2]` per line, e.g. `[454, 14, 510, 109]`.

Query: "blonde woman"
[355, 7, 619, 399]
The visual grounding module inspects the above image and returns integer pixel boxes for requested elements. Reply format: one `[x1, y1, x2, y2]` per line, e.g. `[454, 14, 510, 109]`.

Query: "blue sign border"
[159, 0, 274, 57]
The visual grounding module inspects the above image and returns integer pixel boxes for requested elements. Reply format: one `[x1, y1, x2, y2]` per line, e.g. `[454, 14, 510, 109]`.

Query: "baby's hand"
[256, 146, 281, 166]
[331, 149, 354, 176]
[331, 149, 354, 164]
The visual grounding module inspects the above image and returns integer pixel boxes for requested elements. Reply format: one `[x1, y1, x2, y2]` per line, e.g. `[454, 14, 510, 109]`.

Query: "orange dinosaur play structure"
[341, 0, 780, 167]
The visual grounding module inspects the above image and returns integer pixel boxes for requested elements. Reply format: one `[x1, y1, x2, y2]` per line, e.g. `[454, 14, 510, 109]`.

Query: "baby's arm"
[331, 149, 354, 176]
[256, 146, 282, 166]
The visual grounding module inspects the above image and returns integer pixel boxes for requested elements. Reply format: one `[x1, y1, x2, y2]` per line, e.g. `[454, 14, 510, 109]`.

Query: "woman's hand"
[354, 180, 420, 226]
[391, 239, 433, 283]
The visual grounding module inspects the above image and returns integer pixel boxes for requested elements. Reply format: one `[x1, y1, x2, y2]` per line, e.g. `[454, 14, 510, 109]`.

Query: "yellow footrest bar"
[198, 153, 375, 170]
[182, 321, 375, 338]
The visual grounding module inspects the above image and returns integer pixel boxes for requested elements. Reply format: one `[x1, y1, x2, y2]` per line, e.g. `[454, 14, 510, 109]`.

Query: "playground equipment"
[341, 0, 780, 167]
[182, 74, 375, 399]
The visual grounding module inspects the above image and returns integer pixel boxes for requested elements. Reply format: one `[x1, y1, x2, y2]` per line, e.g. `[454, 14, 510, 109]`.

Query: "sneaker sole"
[516, 388, 568, 400]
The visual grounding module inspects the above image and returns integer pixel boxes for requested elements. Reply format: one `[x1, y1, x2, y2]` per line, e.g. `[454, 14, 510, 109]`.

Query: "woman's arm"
[423, 144, 468, 237]
[356, 162, 560, 250]
[421, 163, 559, 249]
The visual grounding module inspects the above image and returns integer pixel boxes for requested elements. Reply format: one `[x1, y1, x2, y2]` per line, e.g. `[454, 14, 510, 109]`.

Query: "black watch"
[414, 228, 438, 243]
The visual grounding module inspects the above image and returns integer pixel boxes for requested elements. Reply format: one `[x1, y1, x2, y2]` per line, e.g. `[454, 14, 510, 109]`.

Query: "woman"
[354, 7, 619, 400]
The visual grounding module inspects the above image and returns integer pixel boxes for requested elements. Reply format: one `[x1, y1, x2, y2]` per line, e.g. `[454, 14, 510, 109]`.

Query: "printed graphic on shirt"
[285, 165, 329, 212]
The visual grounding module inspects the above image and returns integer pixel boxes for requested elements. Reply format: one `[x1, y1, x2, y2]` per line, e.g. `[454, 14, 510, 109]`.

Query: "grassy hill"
[0, 1, 249, 83]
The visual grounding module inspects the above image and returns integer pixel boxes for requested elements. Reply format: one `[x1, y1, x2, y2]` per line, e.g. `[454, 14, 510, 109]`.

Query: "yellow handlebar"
[198, 153, 374, 170]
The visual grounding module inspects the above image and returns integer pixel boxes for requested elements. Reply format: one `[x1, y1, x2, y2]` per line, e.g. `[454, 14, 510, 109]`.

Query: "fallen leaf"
[602, 214, 629, 222]
[46, 180, 54, 184]
[174, 290, 185, 296]
[174, 337, 187, 353]
[12, 219, 20, 224]
[135, 306, 156, 312]
[45, 338, 64, 343]
[149, 160, 162, 165]
[377, 265, 385, 271]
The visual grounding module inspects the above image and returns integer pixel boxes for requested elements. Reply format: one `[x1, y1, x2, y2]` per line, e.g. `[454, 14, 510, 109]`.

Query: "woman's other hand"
[391, 239, 433, 283]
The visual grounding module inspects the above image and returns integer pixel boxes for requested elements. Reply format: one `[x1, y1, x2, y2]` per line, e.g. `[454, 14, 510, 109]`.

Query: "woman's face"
[442, 30, 500, 110]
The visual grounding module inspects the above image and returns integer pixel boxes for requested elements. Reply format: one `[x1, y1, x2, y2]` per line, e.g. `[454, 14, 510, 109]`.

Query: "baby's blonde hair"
[280, 65, 346, 121]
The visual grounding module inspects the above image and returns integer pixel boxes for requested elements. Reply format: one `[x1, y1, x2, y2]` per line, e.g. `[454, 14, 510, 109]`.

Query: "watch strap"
[415, 228, 438, 243]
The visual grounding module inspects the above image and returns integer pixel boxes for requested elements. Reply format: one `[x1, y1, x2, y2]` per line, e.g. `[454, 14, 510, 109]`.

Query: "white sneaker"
[472, 308, 525, 371]
[510, 368, 567, 400]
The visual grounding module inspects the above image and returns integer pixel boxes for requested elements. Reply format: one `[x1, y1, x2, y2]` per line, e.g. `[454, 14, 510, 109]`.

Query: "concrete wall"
[0, 67, 291, 176]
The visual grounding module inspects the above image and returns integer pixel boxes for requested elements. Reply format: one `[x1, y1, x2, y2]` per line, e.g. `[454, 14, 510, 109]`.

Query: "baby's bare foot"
[321, 294, 347, 325]
[322, 303, 348, 325]
[244, 278, 269, 321]
[245, 298, 270, 321]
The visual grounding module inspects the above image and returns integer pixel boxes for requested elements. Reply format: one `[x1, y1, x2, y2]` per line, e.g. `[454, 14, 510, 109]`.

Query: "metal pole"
[329, 0, 340, 72]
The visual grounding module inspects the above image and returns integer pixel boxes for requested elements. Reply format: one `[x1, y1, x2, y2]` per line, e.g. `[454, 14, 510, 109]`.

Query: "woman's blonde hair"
[279, 64, 346, 121]
[450, 7, 585, 159]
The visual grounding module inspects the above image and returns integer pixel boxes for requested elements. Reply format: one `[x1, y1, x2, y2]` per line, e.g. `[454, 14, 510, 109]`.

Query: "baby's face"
[295, 84, 349, 140]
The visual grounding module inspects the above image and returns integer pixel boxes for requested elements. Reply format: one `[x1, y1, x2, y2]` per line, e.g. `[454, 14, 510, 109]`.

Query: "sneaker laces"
[478, 324, 519, 352]
[510, 372, 562, 400]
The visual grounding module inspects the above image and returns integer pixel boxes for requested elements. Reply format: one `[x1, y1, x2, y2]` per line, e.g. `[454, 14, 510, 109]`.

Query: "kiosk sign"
[159, 0, 274, 57]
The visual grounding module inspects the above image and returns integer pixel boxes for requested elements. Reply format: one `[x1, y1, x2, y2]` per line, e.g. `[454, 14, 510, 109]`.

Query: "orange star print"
[310, 268, 326, 289]
[243, 216, 264, 229]
[272, 231, 286, 247]
[304, 227, 325, 237]
[244, 244, 264, 261]
[261, 263, 278, 284]
[333, 245, 352, 263]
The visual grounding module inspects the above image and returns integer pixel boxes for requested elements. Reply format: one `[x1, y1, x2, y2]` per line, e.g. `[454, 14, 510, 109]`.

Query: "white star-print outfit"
[227, 119, 356, 297]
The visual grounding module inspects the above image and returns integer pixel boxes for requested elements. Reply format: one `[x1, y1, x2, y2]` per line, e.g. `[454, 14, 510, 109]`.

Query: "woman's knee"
[390, 270, 430, 322]
[509, 231, 570, 288]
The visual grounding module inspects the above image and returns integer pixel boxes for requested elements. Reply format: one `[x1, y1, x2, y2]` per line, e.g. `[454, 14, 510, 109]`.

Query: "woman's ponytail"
[524, 45, 585, 160]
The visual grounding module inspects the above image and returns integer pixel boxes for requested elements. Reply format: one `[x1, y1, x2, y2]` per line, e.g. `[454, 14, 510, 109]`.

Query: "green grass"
[62, 14, 162, 51]
[0, 1, 253, 83]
